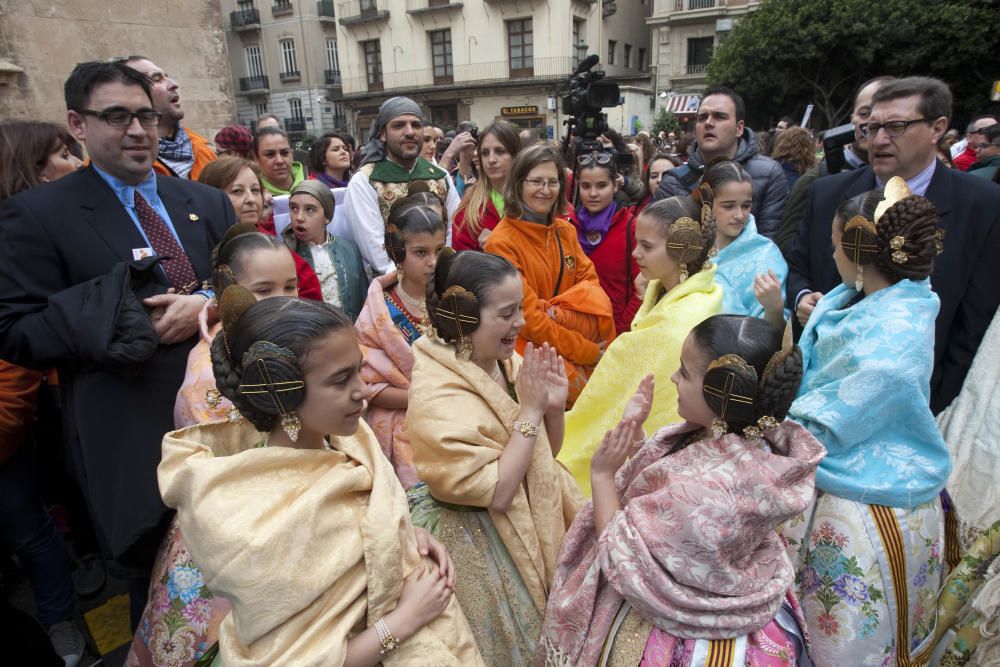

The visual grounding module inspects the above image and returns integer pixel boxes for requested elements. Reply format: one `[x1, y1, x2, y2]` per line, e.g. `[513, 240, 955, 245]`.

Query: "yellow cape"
[158, 420, 483, 667]
[559, 266, 723, 495]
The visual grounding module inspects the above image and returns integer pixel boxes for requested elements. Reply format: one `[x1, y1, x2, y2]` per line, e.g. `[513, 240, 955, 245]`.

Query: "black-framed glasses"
[860, 118, 932, 139]
[78, 108, 162, 128]
[577, 152, 614, 167]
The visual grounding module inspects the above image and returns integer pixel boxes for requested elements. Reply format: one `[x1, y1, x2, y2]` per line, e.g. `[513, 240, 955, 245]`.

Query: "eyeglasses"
[78, 108, 161, 128]
[860, 118, 932, 139]
[577, 152, 614, 167]
[524, 178, 560, 191]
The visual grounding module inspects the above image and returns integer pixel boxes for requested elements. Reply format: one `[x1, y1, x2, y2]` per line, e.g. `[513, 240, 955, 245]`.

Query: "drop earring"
[854, 264, 864, 292]
[281, 413, 302, 442]
[711, 417, 728, 438]
[456, 335, 473, 361]
[678, 263, 689, 283]
[396, 267, 405, 284]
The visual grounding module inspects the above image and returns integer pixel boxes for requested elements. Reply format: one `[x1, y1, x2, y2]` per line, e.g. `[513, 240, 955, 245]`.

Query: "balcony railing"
[338, 0, 390, 25]
[317, 0, 336, 18]
[676, 0, 716, 8]
[279, 69, 301, 82]
[405, 0, 463, 14]
[342, 56, 573, 95]
[685, 63, 709, 74]
[273, 0, 293, 16]
[239, 75, 270, 92]
[324, 69, 342, 85]
[285, 118, 307, 133]
[331, 114, 348, 128]
[230, 8, 261, 29]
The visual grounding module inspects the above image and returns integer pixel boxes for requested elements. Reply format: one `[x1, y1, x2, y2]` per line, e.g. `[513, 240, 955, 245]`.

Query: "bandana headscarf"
[291, 180, 335, 220]
[214, 126, 253, 159]
[358, 97, 423, 167]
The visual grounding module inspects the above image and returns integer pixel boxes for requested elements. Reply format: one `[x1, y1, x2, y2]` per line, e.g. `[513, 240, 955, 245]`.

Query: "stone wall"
[0, 0, 235, 139]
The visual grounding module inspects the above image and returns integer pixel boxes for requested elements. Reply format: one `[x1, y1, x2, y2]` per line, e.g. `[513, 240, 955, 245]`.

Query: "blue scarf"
[158, 126, 194, 177]
[576, 201, 617, 253]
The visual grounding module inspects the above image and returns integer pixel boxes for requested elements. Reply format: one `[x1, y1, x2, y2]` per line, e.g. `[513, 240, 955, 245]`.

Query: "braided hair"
[835, 190, 940, 283]
[639, 195, 716, 278]
[210, 297, 353, 432]
[210, 224, 287, 294]
[425, 249, 518, 345]
[385, 187, 447, 266]
[691, 315, 803, 433]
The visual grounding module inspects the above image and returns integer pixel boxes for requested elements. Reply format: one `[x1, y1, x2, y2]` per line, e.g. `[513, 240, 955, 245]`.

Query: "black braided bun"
[426, 249, 518, 345]
[211, 225, 286, 294]
[873, 195, 940, 283]
[702, 356, 760, 426]
[641, 195, 716, 277]
[210, 296, 353, 431]
[691, 315, 803, 432]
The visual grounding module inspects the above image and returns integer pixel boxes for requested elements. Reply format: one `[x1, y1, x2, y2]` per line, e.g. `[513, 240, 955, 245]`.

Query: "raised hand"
[539, 343, 568, 412]
[591, 418, 640, 479]
[514, 343, 549, 416]
[622, 374, 654, 427]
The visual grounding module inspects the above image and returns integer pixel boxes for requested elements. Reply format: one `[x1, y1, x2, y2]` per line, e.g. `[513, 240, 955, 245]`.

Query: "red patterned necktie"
[133, 190, 198, 291]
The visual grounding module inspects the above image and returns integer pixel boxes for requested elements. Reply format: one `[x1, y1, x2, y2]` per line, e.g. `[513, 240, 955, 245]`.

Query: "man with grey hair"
[952, 114, 998, 171]
[787, 76, 1000, 413]
[343, 97, 458, 273]
[519, 128, 539, 148]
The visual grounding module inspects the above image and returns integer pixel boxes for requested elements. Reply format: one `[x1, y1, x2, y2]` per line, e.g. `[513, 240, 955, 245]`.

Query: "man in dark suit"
[787, 76, 1000, 414]
[0, 61, 235, 625]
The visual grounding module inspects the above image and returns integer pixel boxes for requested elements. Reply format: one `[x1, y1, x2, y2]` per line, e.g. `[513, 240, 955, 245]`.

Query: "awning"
[665, 94, 701, 115]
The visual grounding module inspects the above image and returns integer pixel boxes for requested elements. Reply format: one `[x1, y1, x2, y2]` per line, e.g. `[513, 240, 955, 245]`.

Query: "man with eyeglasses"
[966, 124, 1000, 181]
[124, 56, 217, 181]
[0, 61, 235, 628]
[786, 76, 1000, 414]
[951, 115, 998, 172]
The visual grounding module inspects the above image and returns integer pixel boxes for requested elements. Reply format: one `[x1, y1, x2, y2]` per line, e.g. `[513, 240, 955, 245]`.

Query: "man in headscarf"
[343, 97, 458, 274]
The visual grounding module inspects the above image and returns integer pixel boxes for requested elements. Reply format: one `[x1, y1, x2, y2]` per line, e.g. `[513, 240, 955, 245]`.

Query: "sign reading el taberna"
[501, 106, 540, 116]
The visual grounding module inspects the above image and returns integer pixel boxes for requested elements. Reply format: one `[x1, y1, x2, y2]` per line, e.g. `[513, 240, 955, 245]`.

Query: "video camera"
[561, 55, 620, 157]
[820, 123, 856, 175]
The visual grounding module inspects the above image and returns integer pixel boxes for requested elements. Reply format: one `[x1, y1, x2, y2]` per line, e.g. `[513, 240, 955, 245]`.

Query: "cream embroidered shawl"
[407, 337, 585, 612]
[158, 420, 483, 667]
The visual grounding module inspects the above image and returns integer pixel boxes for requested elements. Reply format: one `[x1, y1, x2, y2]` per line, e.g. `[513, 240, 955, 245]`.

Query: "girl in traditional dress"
[702, 160, 787, 327]
[574, 152, 642, 335]
[541, 314, 825, 666]
[407, 250, 584, 665]
[355, 196, 447, 488]
[452, 121, 521, 252]
[559, 195, 723, 495]
[484, 144, 616, 406]
[283, 180, 367, 320]
[158, 292, 483, 667]
[784, 178, 951, 666]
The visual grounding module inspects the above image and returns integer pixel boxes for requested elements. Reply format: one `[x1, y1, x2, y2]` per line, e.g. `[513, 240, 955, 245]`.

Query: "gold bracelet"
[374, 617, 399, 656]
[512, 420, 539, 438]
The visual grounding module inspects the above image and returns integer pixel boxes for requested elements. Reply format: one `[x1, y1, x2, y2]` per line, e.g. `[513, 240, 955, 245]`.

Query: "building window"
[507, 18, 533, 78]
[289, 98, 303, 120]
[237, 0, 255, 10]
[639, 47, 647, 71]
[245, 45, 264, 78]
[362, 39, 383, 91]
[430, 104, 458, 131]
[686, 36, 713, 74]
[280, 39, 299, 75]
[255, 102, 268, 118]
[572, 18, 586, 68]
[430, 29, 453, 84]
[360, 0, 378, 17]
[326, 38, 340, 72]
[624, 44, 632, 68]
[607, 40, 616, 65]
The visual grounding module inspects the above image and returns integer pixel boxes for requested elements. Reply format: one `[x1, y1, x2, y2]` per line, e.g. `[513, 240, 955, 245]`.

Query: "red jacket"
[452, 199, 502, 252]
[953, 145, 978, 171]
[572, 205, 642, 335]
[255, 219, 323, 301]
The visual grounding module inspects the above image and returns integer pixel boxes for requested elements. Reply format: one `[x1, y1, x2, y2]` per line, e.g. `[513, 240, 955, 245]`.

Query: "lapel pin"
[189, 213, 199, 221]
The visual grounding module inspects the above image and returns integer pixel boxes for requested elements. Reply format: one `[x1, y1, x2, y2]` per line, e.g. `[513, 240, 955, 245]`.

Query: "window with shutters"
[507, 18, 533, 78]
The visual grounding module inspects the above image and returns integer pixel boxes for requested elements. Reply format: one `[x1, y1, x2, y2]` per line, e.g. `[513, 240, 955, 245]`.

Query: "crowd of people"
[0, 57, 998, 667]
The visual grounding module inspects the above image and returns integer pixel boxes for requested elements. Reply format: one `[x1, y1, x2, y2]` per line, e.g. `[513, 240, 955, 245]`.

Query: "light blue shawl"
[713, 216, 789, 319]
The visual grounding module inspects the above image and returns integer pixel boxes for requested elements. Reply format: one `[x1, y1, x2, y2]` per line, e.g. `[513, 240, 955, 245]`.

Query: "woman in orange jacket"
[484, 144, 615, 406]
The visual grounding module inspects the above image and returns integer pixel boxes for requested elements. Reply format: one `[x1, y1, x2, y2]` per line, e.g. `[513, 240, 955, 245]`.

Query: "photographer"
[439, 121, 479, 197]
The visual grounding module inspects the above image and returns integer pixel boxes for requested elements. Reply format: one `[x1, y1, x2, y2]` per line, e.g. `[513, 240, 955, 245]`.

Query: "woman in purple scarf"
[540, 315, 826, 666]
[308, 132, 353, 189]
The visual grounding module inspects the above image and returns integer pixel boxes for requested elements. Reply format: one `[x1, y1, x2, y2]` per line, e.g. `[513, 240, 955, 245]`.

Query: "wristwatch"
[513, 420, 540, 438]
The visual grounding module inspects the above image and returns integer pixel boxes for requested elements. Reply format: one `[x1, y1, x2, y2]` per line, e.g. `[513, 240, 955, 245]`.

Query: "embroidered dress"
[355, 274, 424, 488]
[540, 421, 825, 667]
[407, 337, 584, 665]
[785, 279, 951, 666]
[713, 215, 790, 320]
[282, 230, 367, 320]
[559, 269, 723, 496]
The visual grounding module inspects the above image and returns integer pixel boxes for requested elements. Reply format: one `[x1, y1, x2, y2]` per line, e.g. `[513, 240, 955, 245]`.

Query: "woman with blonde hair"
[771, 126, 817, 192]
[452, 121, 521, 251]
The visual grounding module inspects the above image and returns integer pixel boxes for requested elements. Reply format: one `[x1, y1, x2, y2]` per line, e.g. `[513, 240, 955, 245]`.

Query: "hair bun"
[841, 215, 880, 266]
[702, 354, 759, 425]
[237, 341, 306, 417]
[666, 217, 707, 265]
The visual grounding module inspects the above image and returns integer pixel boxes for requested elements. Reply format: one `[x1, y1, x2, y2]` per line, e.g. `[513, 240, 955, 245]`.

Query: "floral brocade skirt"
[781, 492, 944, 667]
[408, 484, 541, 666]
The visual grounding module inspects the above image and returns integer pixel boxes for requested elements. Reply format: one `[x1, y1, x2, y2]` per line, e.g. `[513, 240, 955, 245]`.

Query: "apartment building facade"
[222, 0, 349, 139]
[333, 0, 654, 141]
[647, 0, 759, 120]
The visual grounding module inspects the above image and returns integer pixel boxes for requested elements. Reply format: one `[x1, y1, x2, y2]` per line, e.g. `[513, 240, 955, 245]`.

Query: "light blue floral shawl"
[789, 278, 950, 508]
[713, 216, 789, 319]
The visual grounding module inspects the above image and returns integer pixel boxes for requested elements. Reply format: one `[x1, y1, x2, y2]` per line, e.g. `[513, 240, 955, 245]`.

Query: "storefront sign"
[501, 106, 539, 116]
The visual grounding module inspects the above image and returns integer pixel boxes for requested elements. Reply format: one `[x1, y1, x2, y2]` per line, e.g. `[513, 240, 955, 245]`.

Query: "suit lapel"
[157, 178, 211, 282]
[78, 165, 150, 262]
[924, 163, 954, 218]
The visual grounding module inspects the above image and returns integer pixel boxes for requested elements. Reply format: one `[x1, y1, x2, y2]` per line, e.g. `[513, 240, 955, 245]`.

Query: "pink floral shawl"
[540, 420, 825, 666]
[355, 274, 419, 488]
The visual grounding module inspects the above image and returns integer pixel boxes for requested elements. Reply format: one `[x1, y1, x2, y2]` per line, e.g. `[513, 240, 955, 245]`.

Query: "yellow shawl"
[559, 266, 723, 496]
[158, 420, 483, 667]
[407, 338, 584, 612]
